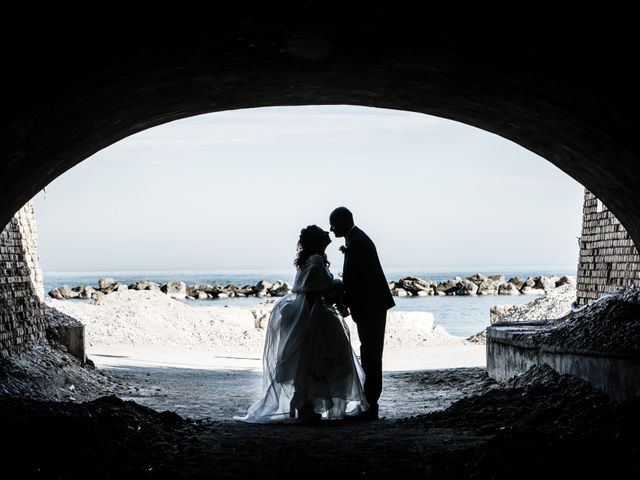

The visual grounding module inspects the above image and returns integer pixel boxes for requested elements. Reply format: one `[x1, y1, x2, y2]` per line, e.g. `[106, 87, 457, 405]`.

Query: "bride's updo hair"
[294, 225, 331, 269]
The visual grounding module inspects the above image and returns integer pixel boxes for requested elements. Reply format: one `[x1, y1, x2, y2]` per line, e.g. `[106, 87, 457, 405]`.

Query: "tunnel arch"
[2, 13, 639, 247]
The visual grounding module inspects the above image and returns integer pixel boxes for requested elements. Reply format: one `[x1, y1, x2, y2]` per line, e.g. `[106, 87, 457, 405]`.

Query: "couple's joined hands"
[323, 279, 350, 318]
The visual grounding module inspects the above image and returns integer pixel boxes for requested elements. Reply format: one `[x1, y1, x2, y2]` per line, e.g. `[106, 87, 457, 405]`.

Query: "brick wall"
[576, 190, 640, 305]
[0, 201, 46, 357]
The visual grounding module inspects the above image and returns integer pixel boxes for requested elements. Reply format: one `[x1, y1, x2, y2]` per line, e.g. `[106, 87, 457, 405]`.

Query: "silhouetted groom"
[329, 207, 395, 420]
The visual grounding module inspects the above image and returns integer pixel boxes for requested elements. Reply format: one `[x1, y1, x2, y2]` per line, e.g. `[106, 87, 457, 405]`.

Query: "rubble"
[0, 339, 115, 402]
[426, 364, 640, 479]
[1, 363, 636, 479]
[543, 286, 640, 355]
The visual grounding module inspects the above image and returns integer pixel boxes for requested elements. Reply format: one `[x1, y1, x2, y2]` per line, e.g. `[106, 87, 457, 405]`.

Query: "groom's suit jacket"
[342, 226, 395, 316]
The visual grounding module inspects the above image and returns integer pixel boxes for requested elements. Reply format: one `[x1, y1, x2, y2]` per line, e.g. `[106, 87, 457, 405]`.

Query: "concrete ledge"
[487, 323, 640, 402]
[54, 325, 86, 364]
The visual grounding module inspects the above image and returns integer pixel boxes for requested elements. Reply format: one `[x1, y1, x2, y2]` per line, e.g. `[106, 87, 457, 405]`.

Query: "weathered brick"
[577, 190, 640, 306]
[0, 201, 45, 358]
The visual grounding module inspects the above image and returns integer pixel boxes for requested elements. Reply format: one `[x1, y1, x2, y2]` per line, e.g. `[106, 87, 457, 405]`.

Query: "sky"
[33, 105, 585, 274]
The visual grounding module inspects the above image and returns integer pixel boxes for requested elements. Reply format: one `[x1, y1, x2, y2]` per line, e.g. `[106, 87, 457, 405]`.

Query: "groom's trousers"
[352, 308, 387, 410]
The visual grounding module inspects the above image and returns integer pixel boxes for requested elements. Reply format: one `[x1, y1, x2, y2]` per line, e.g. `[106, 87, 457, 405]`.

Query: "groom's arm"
[343, 239, 366, 308]
[321, 278, 344, 304]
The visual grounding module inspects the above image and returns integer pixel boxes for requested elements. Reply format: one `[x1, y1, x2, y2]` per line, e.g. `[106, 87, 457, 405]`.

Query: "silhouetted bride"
[234, 225, 368, 423]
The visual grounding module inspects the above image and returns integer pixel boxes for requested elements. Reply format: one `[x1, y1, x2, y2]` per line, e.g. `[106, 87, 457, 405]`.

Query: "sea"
[43, 267, 575, 339]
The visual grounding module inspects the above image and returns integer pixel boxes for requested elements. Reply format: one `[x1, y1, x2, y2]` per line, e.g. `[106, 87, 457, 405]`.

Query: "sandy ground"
[47, 291, 466, 352]
[87, 344, 486, 420]
[53, 286, 621, 425]
[45, 290, 486, 419]
[87, 343, 486, 372]
[41, 286, 581, 421]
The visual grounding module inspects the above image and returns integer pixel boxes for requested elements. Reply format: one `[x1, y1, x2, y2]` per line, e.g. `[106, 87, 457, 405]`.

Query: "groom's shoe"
[296, 403, 322, 424]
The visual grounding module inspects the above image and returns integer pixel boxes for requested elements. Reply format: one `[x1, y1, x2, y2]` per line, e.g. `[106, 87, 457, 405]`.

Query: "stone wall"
[576, 190, 640, 306]
[0, 201, 46, 357]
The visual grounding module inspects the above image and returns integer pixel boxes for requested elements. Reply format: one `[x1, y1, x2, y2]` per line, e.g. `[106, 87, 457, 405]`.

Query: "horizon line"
[43, 265, 578, 276]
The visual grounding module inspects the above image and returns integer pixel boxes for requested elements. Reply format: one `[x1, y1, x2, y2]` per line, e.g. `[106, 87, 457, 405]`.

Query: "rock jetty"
[48, 278, 292, 301]
[388, 273, 575, 297]
[47, 273, 576, 301]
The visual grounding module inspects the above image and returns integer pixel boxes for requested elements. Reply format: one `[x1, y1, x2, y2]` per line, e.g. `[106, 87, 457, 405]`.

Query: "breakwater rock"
[48, 278, 292, 301]
[47, 273, 576, 301]
[388, 273, 576, 297]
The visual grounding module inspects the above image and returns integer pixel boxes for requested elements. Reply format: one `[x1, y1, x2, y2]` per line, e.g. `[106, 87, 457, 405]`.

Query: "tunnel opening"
[14, 104, 585, 417]
[2, 11, 640, 477]
[3, 105, 639, 477]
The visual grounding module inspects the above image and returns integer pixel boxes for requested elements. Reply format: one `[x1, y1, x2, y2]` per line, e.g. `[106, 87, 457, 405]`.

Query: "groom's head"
[329, 207, 354, 238]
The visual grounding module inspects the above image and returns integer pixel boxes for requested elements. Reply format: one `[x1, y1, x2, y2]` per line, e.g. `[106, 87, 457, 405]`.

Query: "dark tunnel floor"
[1, 365, 639, 479]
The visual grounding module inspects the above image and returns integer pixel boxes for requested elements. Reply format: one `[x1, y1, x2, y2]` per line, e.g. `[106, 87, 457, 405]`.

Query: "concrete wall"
[0, 201, 46, 358]
[487, 324, 640, 402]
[576, 190, 640, 306]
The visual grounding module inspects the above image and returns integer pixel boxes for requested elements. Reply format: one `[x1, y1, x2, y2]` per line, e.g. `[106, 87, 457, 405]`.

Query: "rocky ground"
[490, 283, 577, 323]
[544, 286, 640, 355]
[467, 283, 576, 343]
[0, 339, 116, 402]
[1, 364, 638, 479]
[480, 286, 640, 356]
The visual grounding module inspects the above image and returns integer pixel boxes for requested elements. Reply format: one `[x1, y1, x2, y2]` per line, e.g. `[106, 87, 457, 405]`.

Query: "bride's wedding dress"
[234, 254, 368, 423]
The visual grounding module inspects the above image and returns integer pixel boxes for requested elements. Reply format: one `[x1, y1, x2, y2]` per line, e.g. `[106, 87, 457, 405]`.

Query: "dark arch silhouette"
[2, 12, 639, 247]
